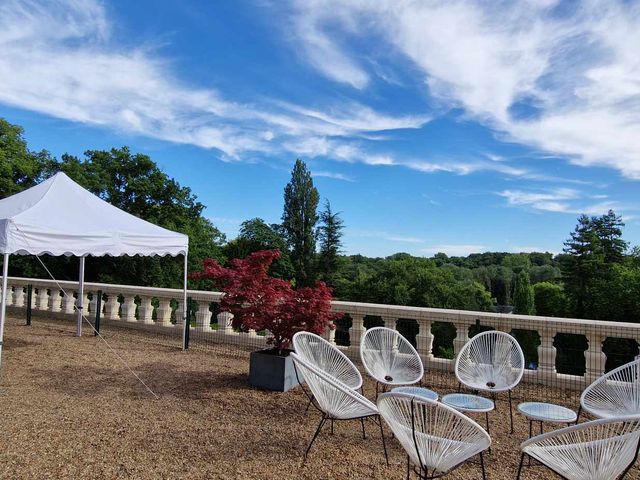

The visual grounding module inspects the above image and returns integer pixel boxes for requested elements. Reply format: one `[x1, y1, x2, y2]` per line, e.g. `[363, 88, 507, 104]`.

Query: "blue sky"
[1, 0, 639, 257]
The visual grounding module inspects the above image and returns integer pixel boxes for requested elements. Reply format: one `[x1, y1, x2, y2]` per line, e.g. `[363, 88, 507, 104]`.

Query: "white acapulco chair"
[293, 331, 363, 412]
[579, 358, 640, 421]
[377, 392, 491, 480]
[455, 330, 525, 433]
[516, 417, 640, 480]
[290, 352, 388, 464]
[360, 327, 424, 398]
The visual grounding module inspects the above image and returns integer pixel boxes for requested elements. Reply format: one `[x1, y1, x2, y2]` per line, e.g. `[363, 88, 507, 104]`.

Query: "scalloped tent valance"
[0, 172, 188, 256]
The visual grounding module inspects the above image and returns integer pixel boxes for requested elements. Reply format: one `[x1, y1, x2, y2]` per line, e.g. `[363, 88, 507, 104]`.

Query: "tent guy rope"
[10, 225, 159, 399]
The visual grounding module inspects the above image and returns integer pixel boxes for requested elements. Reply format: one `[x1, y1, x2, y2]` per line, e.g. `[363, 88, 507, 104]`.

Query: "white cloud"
[497, 188, 626, 215]
[312, 170, 354, 181]
[290, 0, 640, 179]
[421, 245, 487, 256]
[0, 0, 425, 160]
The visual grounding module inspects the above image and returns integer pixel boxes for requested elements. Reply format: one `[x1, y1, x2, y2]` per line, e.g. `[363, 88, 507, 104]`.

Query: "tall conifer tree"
[317, 200, 344, 285]
[281, 159, 319, 287]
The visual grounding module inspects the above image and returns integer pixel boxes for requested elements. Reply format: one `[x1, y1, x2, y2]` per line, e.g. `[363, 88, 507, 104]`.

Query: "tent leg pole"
[182, 253, 188, 351]
[0, 253, 9, 370]
[77, 256, 85, 337]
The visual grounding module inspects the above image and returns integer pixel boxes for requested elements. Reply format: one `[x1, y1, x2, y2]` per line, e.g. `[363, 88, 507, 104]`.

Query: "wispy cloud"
[0, 0, 426, 161]
[289, 0, 640, 179]
[497, 188, 625, 215]
[313, 170, 354, 181]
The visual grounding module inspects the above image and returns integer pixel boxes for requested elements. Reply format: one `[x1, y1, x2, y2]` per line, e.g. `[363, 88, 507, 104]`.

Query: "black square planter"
[249, 349, 303, 392]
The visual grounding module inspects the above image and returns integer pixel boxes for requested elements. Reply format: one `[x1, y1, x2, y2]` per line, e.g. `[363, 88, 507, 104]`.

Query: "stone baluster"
[49, 289, 63, 313]
[537, 329, 557, 376]
[89, 292, 100, 317]
[82, 291, 91, 316]
[121, 295, 137, 322]
[34, 287, 48, 310]
[12, 285, 25, 308]
[217, 311, 233, 333]
[322, 325, 336, 345]
[453, 321, 471, 355]
[0, 283, 13, 307]
[175, 300, 185, 327]
[416, 319, 434, 358]
[195, 300, 212, 331]
[155, 298, 172, 326]
[585, 333, 606, 381]
[62, 291, 76, 314]
[103, 293, 121, 320]
[138, 295, 154, 324]
[348, 314, 365, 354]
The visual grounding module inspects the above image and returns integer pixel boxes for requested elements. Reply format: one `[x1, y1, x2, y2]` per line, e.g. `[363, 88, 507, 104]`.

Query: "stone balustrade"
[4, 276, 640, 390]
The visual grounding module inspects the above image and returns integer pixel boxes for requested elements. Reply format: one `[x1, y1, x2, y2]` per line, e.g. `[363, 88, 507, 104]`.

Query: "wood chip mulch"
[1, 316, 638, 479]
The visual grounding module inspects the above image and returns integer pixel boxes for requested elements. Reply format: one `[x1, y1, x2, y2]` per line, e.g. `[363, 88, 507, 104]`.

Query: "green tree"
[317, 200, 344, 285]
[0, 118, 54, 197]
[281, 159, 319, 287]
[562, 214, 602, 317]
[593, 210, 627, 264]
[513, 270, 535, 315]
[223, 218, 294, 279]
[533, 282, 567, 317]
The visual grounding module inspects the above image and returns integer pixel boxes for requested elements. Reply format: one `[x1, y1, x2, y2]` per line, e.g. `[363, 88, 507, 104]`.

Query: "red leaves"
[191, 250, 339, 352]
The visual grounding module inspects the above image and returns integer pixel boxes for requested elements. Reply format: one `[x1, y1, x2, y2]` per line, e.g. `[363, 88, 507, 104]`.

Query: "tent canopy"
[0, 172, 188, 256]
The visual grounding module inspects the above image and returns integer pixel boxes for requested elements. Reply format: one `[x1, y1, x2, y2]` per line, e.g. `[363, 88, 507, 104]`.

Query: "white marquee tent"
[0, 172, 189, 367]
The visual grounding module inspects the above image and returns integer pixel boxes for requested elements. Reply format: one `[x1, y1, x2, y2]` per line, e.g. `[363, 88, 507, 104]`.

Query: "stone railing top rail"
[7, 276, 640, 333]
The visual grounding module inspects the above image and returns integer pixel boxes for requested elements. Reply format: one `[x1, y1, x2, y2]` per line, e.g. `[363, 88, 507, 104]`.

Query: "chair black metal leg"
[576, 405, 582, 424]
[509, 389, 514, 434]
[406, 455, 410, 480]
[331, 419, 334, 435]
[377, 416, 389, 465]
[361, 418, 366, 439]
[304, 415, 327, 460]
[485, 412, 492, 454]
[305, 394, 314, 413]
[516, 452, 526, 480]
[457, 382, 462, 393]
[479, 451, 487, 480]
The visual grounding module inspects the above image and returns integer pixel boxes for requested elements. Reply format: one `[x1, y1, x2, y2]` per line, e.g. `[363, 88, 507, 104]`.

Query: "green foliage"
[0, 118, 54, 197]
[562, 211, 628, 318]
[533, 282, 567, 317]
[281, 159, 319, 287]
[342, 256, 494, 311]
[222, 218, 293, 279]
[513, 270, 535, 315]
[317, 200, 344, 286]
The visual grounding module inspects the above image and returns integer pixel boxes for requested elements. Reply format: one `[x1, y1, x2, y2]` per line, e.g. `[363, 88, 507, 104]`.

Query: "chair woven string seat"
[293, 331, 363, 390]
[519, 417, 640, 480]
[291, 352, 376, 420]
[378, 392, 491, 478]
[455, 330, 525, 392]
[581, 358, 640, 419]
[360, 327, 424, 386]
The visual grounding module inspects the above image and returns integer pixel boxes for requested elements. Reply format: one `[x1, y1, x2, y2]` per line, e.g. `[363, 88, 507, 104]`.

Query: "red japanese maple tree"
[191, 250, 339, 354]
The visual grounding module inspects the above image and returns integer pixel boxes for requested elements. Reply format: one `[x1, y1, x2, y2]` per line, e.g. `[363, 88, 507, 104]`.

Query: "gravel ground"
[1, 316, 638, 480]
